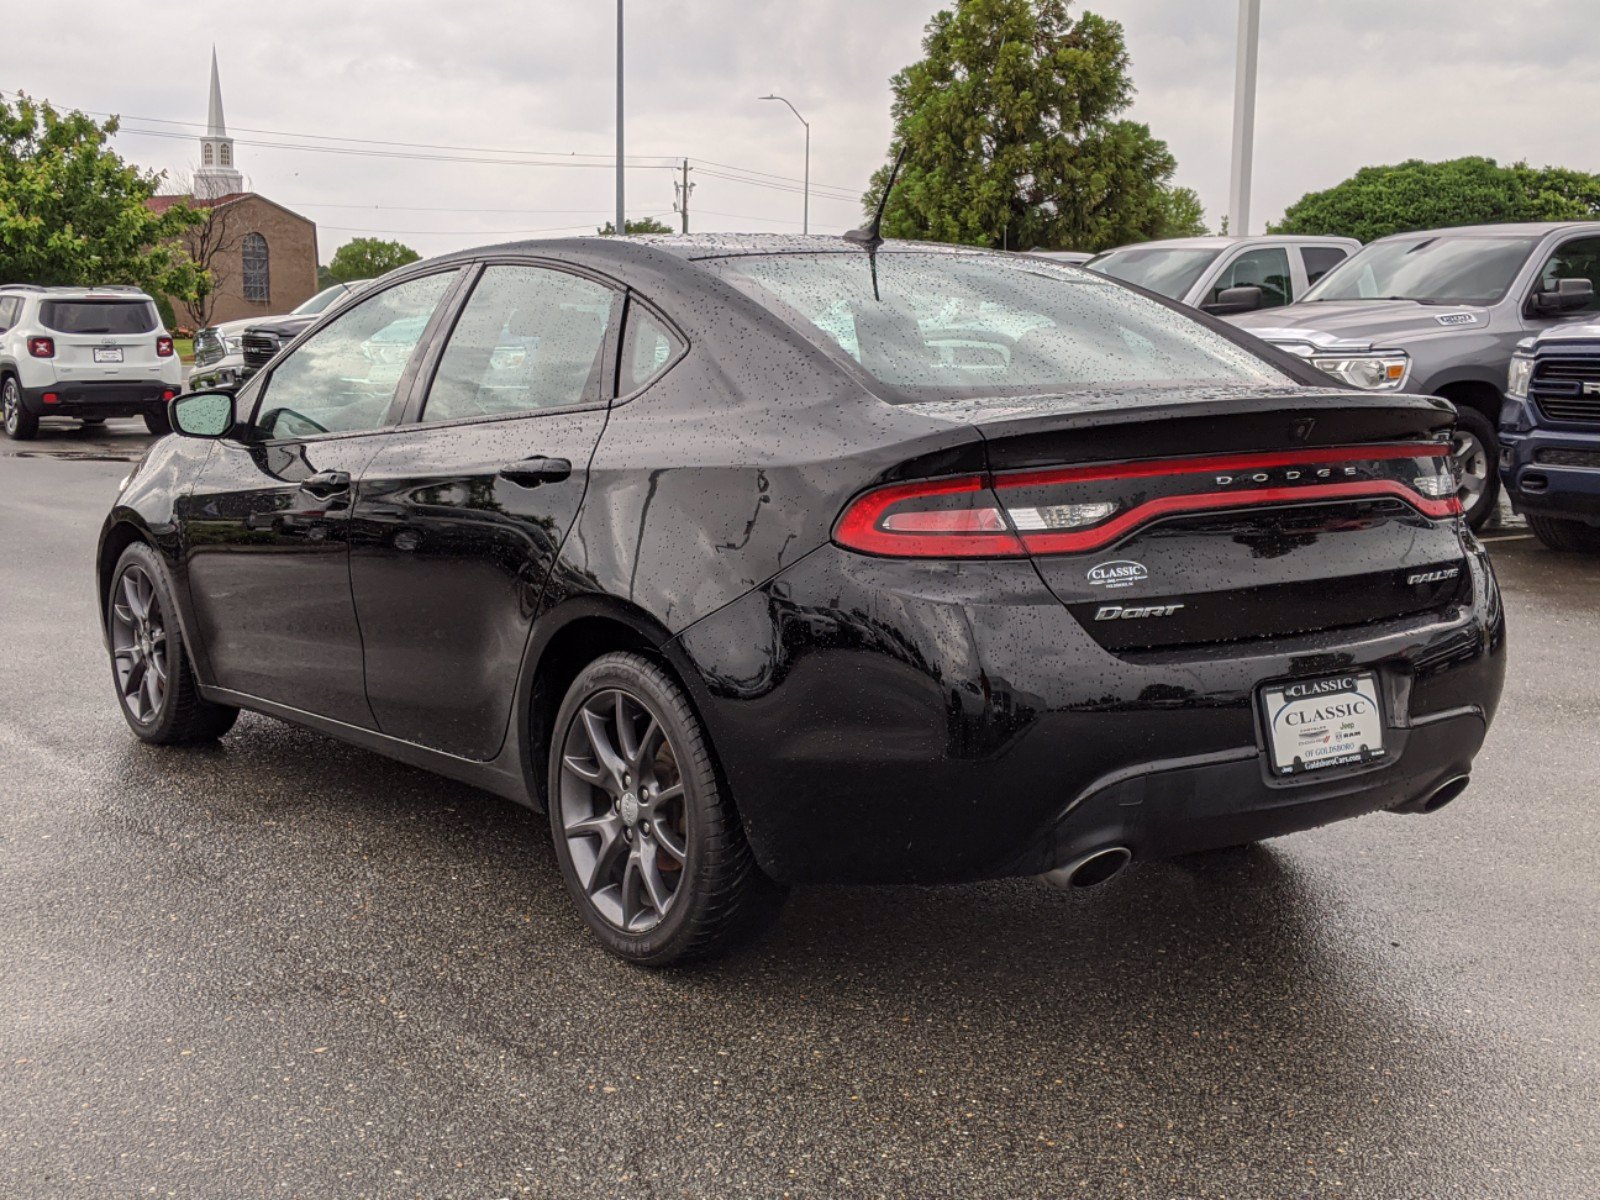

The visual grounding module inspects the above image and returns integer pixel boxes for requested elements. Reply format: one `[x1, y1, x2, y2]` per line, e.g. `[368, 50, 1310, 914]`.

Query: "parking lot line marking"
[1479, 534, 1535, 543]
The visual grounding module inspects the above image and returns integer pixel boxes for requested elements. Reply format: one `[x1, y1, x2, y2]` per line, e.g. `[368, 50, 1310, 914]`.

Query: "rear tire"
[1449, 406, 1499, 531]
[3, 376, 38, 441]
[108, 542, 239, 744]
[1526, 512, 1600, 552]
[143, 406, 172, 436]
[548, 651, 786, 965]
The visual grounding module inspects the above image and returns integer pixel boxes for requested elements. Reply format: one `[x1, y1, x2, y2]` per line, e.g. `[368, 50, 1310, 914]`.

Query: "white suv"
[0, 285, 184, 440]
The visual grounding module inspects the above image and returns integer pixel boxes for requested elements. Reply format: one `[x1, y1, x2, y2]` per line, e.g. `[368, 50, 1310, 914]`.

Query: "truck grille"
[241, 331, 282, 370]
[1531, 357, 1600, 424]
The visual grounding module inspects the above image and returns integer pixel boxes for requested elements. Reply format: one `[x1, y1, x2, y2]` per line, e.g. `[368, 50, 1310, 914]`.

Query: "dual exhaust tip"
[1041, 845, 1132, 892]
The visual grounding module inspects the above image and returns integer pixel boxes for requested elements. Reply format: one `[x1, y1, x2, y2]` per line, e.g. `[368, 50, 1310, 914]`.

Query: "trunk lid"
[910, 386, 1468, 652]
[39, 297, 166, 376]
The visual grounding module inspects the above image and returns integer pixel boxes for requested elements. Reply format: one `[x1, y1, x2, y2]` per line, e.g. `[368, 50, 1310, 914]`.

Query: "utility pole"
[674, 158, 694, 233]
[1227, 0, 1260, 237]
[615, 0, 625, 236]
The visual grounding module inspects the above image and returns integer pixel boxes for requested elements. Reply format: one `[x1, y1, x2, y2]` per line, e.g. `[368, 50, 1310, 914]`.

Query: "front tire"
[548, 652, 785, 965]
[1450, 406, 1500, 531]
[1526, 512, 1600, 552]
[2, 376, 38, 441]
[144, 406, 172, 436]
[108, 542, 238, 743]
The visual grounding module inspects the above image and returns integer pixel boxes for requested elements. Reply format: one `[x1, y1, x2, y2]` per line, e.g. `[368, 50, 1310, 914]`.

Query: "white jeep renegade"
[0, 285, 184, 440]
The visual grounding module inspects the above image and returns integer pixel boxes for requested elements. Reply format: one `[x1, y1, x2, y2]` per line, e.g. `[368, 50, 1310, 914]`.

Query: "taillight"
[834, 444, 1461, 559]
[28, 336, 54, 358]
[156, 336, 174, 357]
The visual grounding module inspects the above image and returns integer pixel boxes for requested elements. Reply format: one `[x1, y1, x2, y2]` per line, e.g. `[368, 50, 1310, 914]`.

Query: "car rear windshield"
[293, 284, 351, 316]
[1083, 247, 1221, 299]
[1304, 235, 1540, 305]
[39, 299, 159, 335]
[701, 250, 1288, 399]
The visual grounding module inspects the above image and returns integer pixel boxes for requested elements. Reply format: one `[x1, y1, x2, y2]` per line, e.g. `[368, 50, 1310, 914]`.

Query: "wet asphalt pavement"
[2, 422, 1597, 1199]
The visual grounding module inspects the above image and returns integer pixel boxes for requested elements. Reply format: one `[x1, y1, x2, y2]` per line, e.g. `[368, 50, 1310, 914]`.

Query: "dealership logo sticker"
[1087, 560, 1148, 589]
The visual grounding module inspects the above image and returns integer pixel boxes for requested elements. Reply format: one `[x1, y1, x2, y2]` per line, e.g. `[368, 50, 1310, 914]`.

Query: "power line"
[317, 212, 676, 238]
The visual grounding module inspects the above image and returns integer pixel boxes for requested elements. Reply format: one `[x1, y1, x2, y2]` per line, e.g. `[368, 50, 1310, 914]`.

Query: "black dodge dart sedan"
[99, 235, 1505, 964]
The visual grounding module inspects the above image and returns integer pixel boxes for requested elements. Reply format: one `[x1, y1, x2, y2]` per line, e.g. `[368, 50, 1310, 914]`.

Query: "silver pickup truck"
[1230, 222, 1600, 528]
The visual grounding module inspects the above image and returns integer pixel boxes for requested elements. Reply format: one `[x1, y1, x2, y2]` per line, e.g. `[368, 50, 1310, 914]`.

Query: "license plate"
[1259, 671, 1386, 776]
[93, 347, 123, 363]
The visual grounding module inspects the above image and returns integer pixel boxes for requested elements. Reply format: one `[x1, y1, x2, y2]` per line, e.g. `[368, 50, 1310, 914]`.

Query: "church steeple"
[194, 47, 245, 200]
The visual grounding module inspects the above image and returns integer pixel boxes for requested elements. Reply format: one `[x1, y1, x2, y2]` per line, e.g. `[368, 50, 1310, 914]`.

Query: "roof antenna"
[844, 142, 907, 249]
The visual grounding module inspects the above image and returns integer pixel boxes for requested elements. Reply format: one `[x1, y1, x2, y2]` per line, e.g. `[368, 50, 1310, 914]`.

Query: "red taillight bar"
[834, 443, 1459, 559]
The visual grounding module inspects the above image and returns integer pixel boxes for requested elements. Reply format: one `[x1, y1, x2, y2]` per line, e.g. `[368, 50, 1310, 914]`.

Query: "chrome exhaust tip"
[1419, 774, 1471, 813]
[1042, 846, 1133, 891]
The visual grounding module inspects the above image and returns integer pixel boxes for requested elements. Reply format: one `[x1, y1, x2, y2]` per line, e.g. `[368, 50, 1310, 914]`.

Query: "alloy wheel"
[110, 565, 169, 723]
[1452, 428, 1490, 513]
[558, 688, 688, 934]
[3, 380, 18, 435]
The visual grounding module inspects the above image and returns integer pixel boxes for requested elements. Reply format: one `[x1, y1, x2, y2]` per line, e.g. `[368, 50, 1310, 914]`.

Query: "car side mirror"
[1531, 277, 1595, 315]
[1201, 285, 1265, 315]
[170, 389, 237, 439]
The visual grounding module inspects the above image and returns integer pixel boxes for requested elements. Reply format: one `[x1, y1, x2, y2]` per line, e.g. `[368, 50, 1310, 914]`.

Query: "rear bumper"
[673, 540, 1505, 886]
[1499, 429, 1600, 524]
[21, 380, 175, 418]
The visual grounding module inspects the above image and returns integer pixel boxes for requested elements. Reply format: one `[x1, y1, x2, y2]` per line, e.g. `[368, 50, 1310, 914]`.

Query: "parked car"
[1500, 322, 1600, 550]
[1084, 235, 1359, 315]
[99, 236, 1504, 965]
[0, 284, 183, 439]
[1231, 222, 1600, 529]
[1029, 250, 1094, 265]
[189, 280, 369, 392]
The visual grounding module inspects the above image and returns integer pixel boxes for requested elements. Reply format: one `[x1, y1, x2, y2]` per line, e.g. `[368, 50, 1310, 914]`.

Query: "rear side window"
[703, 251, 1287, 400]
[422, 265, 618, 423]
[0, 297, 20, 331]
[619, 304, 683, 392]
[1206, 247, 1292, 309]
[39, 299, 158, 335]
[1301, 245, 1349, 286]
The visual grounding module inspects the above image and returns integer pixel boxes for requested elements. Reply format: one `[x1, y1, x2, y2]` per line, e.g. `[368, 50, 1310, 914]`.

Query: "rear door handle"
[300, 469, 351, 497]
[498, 456, 572, 487]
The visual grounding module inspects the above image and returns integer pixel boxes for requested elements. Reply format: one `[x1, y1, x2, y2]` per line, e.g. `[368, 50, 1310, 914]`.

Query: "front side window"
[1534, 236, 1600, 314]
[242, 233, 270, 303]
[1084, 247, 1222, 300]
[255, 270, 455, 438]
[1305, 234, 1539, 305]
[1206, 247, 1292, 309]
[703, 251, 1288, 400]
[421, 265, 617, 423]
[39, 299, 158, 335]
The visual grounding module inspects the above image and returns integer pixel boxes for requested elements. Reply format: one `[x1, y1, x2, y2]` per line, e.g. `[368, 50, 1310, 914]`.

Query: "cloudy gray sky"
[9, 0, 1599, 261]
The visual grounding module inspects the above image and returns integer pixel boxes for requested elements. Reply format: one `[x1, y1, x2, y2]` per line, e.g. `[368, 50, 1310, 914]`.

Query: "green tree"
[863, 0, 1202, 252]
[1271, 157, 1600, 243]
[327, 236, 421, 282]
[0, 94, 201, 299]
[596, 217, 675, 235]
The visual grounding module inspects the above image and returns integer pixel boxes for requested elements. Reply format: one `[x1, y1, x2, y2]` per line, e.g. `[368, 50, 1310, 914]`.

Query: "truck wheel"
[1450, 406, 1499, 531]
[3, 376, 38, 441]
[1526, 513, 1600, 552]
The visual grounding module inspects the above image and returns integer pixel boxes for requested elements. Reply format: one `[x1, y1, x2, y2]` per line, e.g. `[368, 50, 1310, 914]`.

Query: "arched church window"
[202, 143, 214, 166]
[242, 233, 270, 303]
[220, 143, 232, 167]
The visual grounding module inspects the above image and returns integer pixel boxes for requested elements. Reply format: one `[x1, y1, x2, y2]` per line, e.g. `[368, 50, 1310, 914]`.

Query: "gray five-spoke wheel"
[1452, 428, 1490, 512]
[3, 379, 20, 435]
[110, 564, 169, 723]
[558, 688, 688, 934]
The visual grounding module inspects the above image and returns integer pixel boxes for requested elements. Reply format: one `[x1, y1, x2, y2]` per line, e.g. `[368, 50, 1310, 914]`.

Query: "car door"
[180, 269, 462, 726]
[348, 260, 624, 760]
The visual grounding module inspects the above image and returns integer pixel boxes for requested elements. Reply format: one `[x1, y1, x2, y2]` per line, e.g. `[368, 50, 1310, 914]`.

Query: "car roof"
[1369, 221, 1600, 241]
[423, 233, 1031, 269]
[1095, 235, 1359, 253]
[0, 284, 154, 299]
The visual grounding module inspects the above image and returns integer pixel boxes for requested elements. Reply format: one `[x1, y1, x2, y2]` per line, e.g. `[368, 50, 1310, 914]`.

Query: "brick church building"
[147, 52, 318, 327]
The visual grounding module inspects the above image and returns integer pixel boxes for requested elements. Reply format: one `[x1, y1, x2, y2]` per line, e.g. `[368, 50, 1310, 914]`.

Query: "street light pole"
[615, 0, 625, 236]
[1227, 0, 1260, 237]
[760, 94, 809, 234]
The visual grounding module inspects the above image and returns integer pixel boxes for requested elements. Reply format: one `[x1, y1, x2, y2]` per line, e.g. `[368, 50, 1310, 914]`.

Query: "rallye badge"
[1087, 560, 1148, 589]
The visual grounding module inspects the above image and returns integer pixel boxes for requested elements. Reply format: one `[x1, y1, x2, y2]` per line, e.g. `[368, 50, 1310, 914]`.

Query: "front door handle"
[498, 456, 572, 487]
[300, 469, 351, 497]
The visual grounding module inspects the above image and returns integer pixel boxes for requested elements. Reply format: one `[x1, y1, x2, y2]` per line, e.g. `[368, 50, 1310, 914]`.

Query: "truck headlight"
[224, 335, 244, 354]
[1308, 352, 1411, 391]
[1506, 354, 1534, 399]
